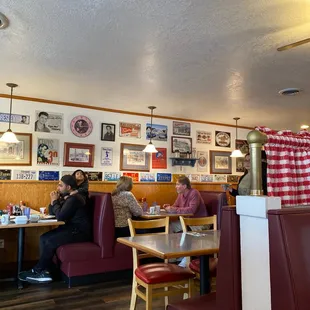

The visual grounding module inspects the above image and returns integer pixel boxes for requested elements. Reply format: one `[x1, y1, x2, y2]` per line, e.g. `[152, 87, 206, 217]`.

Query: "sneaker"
[26, 270, 52, 284]
[178, 257, 187, 268]
[18, 269, 36, 281]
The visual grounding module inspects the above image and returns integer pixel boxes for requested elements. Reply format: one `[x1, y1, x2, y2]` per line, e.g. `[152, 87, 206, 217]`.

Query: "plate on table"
[42, 215, 56, 219]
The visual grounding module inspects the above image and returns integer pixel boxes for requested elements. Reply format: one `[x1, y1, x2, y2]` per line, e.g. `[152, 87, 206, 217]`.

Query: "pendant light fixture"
[143, 106, 158, 153]
[230, 117, 244, 158]
[0, 83, 19, 143]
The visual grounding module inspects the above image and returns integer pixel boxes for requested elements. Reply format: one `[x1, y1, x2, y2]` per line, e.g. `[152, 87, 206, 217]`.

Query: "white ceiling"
[1, 0, 310, 131]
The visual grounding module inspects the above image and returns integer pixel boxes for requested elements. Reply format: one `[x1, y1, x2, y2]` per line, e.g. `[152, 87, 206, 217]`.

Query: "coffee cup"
[149, 206, 156, 215]
[1, 214, 9, 225]
[40, 207, 46, 215]
[30, 214, 40, 223]
[155, 205, 161, 215]
[23, 207, 31, 219]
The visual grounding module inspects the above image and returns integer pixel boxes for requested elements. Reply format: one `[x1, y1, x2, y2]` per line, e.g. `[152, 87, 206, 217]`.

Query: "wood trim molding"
[0, 93, 253, 130]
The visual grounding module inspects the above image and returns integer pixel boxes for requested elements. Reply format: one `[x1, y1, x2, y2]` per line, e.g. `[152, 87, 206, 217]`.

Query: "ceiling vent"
[0, 13, 9, 29]
[278, 88, 302, 96]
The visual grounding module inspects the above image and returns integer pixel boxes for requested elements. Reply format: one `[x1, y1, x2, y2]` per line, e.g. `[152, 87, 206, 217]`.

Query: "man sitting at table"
[19, 175, 92, 284]
[163, 175, 207, 233]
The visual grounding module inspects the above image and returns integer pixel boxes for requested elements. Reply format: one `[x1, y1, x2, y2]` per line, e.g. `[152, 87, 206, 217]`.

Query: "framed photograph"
[120, 143, 150, 172]
[235, 139, 249, 154]
[35, 111, 63, 134]
[0, 132, 32, 166]
[146, 123, 168, 141]
[37, 138, 59, 165]
[236, 157, 245, 172]
[64, 142, 95, 167]
[70, 116, 93, 138]
[210, 150, 232, 174]
[119, 122, 141, 138]
[101, 123, 116, 141]
[171, 136, 192, 153]
[215, 131, 231, 147]
[173, 121, 191, 136]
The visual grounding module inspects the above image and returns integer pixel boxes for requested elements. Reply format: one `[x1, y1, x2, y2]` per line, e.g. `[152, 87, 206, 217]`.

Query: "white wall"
[0, 97, 250, 178]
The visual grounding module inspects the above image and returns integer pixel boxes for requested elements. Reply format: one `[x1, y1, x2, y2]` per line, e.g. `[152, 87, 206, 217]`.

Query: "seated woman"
[71, 169, 89, 201]
[111, 176, 143, 238]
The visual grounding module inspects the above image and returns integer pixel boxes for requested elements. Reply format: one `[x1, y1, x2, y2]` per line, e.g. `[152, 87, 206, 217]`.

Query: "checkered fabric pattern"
[256, 126, 310, 207]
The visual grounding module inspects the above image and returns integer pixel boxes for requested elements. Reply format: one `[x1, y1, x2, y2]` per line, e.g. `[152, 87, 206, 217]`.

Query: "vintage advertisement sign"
[196, 130, 212, 144]
[104, 172, 121, 182]
[39, 171, 59, 181]
[215, 131, 231, 147]
[197, 151, 208, 172]
[157, 173, 172, 182]
[86, 171, 103, 181]
[0, 113, 30, 125]
[37, 138, 59, 165]
[123, 172, 139, 182]
[140, 173, 156, 182]
[201, 174, 214, 182]
[172, 121, 191, 136]
[119, 122, 141, 138]
[146, 123, 168, 141]
[35, 111, 63, 134]
[0, 169, 11, 180]
[101, 147, 113, 166]
[13, 170, 37, 180]
[152, 148, 167, 169]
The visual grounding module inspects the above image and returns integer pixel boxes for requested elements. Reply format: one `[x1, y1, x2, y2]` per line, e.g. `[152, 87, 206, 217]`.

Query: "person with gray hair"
[18, 175, 92, 284]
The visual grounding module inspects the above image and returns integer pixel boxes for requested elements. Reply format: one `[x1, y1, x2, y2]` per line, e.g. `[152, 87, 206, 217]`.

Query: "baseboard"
[61, 269, 133, 287]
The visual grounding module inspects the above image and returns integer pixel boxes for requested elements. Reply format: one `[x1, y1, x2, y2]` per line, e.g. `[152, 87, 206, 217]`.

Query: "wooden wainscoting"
[0, 181, 235, 275]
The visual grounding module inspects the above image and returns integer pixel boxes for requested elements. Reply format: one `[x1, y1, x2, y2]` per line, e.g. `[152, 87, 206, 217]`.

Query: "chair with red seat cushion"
[128, 217, 195, 310]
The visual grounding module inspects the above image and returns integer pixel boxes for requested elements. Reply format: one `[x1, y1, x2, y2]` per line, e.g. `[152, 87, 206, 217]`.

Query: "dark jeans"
[35, 226, 91, 272]
[115, 226, 130, 239]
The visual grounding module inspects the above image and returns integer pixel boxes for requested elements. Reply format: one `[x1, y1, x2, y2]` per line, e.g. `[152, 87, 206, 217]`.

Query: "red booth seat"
[56, 192, 133, 286]
[268, 207, 310, 310]
[167, 206, 242, 310]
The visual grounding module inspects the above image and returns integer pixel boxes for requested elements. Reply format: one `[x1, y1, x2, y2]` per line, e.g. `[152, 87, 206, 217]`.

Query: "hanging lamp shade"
[143, 106, 158, 153]
[230, 117, 244, 158]
[0, 83, 19, 143]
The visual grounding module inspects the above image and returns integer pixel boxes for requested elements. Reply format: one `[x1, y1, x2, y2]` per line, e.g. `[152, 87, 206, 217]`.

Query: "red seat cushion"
[135, 263, 195, 284]
[189, 258, 217, 277]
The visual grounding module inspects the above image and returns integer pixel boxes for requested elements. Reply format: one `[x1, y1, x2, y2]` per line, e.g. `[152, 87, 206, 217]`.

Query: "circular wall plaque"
[70, 116, 93, 138]
[215, 131, 231, 147]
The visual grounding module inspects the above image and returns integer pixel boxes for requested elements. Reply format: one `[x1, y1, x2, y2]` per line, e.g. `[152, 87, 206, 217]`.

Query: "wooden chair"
[128, 217, 195, 310]
[179, 215, 218, 279]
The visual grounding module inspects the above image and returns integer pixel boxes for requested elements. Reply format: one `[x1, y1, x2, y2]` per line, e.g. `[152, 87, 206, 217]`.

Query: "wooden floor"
[0, 278, 187, 310]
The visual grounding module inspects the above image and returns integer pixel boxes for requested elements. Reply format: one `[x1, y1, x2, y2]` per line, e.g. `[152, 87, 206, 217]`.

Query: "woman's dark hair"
[72, 169, 88, 181]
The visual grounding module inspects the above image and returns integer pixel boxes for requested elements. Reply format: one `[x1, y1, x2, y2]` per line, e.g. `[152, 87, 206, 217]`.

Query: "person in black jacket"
[228, 151, 267, 196]
[71, 169, 89, 201]
[19, 175, 92, 284]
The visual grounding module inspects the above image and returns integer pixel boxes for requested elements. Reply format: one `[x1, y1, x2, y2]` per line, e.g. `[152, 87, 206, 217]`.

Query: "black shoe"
[18, 269, 36, 282]
[26, 270, 52, 284]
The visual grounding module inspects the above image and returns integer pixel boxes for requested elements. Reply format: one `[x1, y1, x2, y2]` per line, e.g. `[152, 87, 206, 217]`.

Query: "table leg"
[17, 227, 25, 289]
[199, 255, 210, 295]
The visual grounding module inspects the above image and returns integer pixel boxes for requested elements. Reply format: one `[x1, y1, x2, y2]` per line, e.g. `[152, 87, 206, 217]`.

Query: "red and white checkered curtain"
[257, 126, 310, 207]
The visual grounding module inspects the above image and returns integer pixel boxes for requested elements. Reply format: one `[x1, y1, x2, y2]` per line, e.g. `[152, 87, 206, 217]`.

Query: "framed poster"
[236, 157, 245, 172]
[119, 122, 141, 138]
[35, 111, 63, 134]
[0, 133, 32, 166]
[235, 139, 249, 154]
[215, 131, 231, 147]
[196, 130, 211, 144]
[70, 116, 93, 138]
[173, 121, 191, 136]
[0, 170, 11, 180]
[152, 148, 167, 169]
[214, 174, 227, 183]
[140, 173, 156, 182]
[101, 123, 116, 141]
[171, 136, 192, 153]
[197, 151, 208, 172]
[101, 147, 113, 166]
[210, 150, 232, 174]
[37, 138, 59, 165]
[85, 171, 103, 181]
[64, 142, 95, 167]
[146, 123, 168, 141]
[120, 143, 150, 171]
[201, 174, 213, 182]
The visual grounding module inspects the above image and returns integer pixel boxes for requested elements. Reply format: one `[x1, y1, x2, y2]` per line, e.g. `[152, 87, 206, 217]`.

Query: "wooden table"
[118, 231, 220, 295]
[140, 211, 193, 220]
[0, 218, 65, 289]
